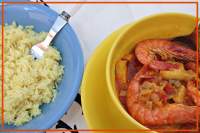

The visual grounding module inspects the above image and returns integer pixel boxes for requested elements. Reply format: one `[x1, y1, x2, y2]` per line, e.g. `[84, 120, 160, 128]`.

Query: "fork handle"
[42, 11, 69, 48]
[43, 3, 83, 48]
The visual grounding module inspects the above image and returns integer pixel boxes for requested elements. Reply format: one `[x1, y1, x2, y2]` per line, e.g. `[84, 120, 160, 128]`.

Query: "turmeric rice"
[0, 23, 64, 126]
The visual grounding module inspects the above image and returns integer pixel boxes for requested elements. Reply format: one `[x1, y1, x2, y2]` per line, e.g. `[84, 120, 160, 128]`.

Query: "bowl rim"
[2, 4, 84, 130]
[106, 12, 195, 131]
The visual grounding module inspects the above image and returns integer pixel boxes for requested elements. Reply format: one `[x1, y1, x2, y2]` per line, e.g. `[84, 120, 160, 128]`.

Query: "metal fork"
[31, 4, 82, 59]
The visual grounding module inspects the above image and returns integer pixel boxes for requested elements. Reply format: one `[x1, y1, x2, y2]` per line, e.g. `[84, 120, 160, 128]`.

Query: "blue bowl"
[0, 4, 84, 130]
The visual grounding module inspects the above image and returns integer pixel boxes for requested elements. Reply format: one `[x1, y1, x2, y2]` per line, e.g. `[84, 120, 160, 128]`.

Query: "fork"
[31, 4, 82, 59]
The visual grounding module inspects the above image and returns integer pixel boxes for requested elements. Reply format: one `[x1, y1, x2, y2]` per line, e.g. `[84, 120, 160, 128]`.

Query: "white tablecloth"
[31, 1, 196, 132]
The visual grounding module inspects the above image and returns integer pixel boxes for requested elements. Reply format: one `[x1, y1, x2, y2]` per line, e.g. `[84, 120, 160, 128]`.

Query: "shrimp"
[126, 66, 197, 126]
[149, 60, 180, 71]
[184, 62, 200, 106]
[187, 81, 200, 106]
[135, 39, 197, 65]
[185, 62, 196, 72]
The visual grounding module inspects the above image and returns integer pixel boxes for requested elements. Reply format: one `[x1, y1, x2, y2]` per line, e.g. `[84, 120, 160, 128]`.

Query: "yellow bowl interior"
[106, 13, 196, 130]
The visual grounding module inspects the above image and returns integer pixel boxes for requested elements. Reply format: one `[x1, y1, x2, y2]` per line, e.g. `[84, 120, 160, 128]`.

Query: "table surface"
[29, 1, 196, 132]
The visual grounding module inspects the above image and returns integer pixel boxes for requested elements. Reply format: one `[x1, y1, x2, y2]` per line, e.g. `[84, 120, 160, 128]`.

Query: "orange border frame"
[1, 1, 199, 132]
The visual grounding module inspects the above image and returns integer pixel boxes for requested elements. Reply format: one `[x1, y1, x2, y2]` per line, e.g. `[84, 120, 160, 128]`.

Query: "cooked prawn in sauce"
[115, 39, 199, 130]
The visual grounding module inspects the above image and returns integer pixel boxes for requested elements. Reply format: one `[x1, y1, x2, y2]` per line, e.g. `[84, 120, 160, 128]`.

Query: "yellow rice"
[0, 23, 64, 126]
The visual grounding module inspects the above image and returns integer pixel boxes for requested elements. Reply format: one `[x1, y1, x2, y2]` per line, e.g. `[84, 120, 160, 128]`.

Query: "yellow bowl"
[106, 13, 196, 130]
